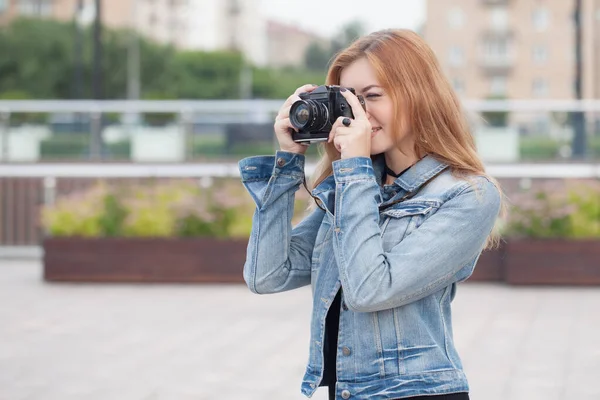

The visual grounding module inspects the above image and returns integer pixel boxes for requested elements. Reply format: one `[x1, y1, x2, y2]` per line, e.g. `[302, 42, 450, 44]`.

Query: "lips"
[371, 127, 382, 136]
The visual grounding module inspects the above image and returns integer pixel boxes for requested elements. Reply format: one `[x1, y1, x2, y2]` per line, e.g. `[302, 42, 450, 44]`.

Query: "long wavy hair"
[310, 29, 503, 248]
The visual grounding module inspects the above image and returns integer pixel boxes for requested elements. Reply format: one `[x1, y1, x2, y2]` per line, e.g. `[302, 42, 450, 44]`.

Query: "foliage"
[41, 179, 311, 239]
[39, 134, 130, 160]
[0, 17, 329, 100]
[519, 136, 561, 160]
[505, 181, 600, 238]
[303, 20, 365, 72]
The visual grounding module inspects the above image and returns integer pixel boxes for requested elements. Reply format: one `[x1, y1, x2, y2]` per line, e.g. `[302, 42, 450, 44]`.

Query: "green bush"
[40, 134, 130, 160]
[519, 136, 561, 161]
[505, 181, 600, 238]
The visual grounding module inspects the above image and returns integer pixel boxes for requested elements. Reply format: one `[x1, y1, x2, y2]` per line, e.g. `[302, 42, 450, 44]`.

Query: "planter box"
[469, 242, 507, 282]
[505, 239, 600, 285]
[43, 237, 248, 283]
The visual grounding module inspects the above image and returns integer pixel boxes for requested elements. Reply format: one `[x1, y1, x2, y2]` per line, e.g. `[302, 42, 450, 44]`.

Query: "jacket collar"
[312, 153, 449, 196]
[373, 153, 449, 193]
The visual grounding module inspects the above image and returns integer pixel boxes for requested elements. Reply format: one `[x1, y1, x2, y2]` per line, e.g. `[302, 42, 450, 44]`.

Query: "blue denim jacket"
[239, 151, 501, 400]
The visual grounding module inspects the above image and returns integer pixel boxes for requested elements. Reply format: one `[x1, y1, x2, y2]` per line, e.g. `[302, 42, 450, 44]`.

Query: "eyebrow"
[360, 84, 381, 92]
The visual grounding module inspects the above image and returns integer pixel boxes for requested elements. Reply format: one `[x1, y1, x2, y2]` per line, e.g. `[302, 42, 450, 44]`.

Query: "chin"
[369, 139, 393, 156]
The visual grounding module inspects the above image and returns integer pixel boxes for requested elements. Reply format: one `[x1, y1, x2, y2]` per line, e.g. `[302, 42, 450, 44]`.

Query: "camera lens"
[290, 100, 329, 132]
[295, 104, 310, 125]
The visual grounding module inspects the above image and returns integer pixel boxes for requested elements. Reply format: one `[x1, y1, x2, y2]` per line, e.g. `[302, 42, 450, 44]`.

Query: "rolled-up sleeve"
[238, 151, 323, 294]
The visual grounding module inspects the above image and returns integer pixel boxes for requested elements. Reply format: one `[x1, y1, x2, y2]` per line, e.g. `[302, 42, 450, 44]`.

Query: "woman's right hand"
[274, 84, 319, 155]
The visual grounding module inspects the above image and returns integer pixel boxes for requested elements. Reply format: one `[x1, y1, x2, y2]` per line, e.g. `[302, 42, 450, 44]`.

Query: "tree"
[303, 20, 366, 72]
[304, 42, 331, 72]
[330, 20, 365, 55]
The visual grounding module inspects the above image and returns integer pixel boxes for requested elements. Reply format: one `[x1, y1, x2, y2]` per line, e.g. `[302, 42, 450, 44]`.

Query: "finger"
[276, 104, 292, 120]
[280, 84, 318, 110]
[294, 84, 319, 96]
[340, 89, 368, 120]
[328, 119, 343, 143]
[334, 116, 354, 128]
[333, 132, 348, 152]
[284, 84, 318, 106]
[275, 117, 297, 132]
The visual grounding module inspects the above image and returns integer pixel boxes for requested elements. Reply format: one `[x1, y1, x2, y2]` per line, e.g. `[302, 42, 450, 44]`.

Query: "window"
[490, 6, 508, 30]
[39, 0, 52, 16]
[532, 7, 550, 31]
[532, 78, 549, 97]
[17, 0, 52, 16]
[448, 46, 465, 66]
[448, 7, 465, 29]
[532, 45, 548, 64]
[0, 0, 7, 13]
[452, 78, 465, 95]
[490, 76, 507, 96]
[17, 0, 36, 14]
[482, 37, 512, 65]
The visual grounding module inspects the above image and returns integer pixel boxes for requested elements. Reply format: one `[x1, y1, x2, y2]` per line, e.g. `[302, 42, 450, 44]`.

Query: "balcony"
[479, 54, 515, 75]
[480, 0, 509, 5]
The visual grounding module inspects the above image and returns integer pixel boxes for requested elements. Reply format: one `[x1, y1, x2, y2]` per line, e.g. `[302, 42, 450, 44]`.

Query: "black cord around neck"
[385, 164, 410, 178]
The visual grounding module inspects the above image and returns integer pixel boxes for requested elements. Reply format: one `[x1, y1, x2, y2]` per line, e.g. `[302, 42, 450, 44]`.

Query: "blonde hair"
[310, 29, 504, 248]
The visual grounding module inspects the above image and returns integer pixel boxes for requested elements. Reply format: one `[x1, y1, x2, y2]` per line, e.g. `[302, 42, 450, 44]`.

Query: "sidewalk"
[1, 260, 599, 400]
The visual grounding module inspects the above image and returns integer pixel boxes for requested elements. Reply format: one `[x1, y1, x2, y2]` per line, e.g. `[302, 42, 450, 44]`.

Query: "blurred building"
[425, 0, 600, 101]
[0, 0, 189, 48]
[0, 0, 272, 66]
[182, 0, 268, 66]
[266, 20, 329, 68]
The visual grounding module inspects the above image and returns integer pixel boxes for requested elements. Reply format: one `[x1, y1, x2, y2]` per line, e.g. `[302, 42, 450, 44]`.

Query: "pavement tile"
[1, 260, 600, 400]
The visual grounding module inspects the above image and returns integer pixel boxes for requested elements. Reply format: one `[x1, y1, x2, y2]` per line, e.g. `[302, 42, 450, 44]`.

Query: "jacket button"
[342, 346, 351, 356]
[276, 157, 286, 167]
[341, 389, 351, 399]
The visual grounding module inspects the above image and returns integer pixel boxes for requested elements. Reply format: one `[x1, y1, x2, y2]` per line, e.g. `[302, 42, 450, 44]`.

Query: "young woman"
[238, 29, 502, 400]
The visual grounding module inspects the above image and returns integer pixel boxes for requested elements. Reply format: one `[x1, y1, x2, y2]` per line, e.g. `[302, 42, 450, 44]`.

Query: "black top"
[321, 289, 342, 388]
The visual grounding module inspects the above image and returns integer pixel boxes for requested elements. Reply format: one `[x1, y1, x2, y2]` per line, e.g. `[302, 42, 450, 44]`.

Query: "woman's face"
[339, 57, 413, 155]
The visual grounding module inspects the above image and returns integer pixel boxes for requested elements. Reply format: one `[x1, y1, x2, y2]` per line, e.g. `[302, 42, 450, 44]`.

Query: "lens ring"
[289, 100, 312, 130]
[314, 102, 329, 131]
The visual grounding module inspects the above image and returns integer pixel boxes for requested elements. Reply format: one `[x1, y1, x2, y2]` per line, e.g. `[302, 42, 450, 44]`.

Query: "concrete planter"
[43, 237, 248, 283]
[130, 125, 185, 162]
[0, 125, 51, 162]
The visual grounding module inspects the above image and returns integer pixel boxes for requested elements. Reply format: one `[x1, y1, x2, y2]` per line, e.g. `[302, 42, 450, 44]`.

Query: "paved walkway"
[1, 260, 599, 400]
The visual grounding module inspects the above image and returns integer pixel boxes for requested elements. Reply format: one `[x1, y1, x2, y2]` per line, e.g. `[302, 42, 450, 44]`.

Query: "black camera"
[289, 85, 366, 143]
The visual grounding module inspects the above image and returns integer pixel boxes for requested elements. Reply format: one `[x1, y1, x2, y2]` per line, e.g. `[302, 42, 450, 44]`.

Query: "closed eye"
[365, 93, 382, 99]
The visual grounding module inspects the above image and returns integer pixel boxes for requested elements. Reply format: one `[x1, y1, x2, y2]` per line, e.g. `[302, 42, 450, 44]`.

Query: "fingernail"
[340, 87, 347, 92]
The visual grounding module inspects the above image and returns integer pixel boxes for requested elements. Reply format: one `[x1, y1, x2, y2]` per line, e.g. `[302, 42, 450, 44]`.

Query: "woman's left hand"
[328, 88, 372, 159]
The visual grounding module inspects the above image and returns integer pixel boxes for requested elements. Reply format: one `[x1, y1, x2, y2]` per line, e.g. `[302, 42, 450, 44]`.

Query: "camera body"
[289, 85, 366, 143]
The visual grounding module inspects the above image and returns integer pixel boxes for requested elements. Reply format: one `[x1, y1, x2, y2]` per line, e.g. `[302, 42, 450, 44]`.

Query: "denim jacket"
[238, 151, 501, 400]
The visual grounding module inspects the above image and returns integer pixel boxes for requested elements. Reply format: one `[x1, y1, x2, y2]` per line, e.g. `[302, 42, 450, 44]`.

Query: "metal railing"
[1, 99, 600, 251]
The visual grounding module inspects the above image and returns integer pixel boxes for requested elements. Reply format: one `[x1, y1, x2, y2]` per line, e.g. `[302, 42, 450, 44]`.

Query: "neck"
[383, 148, 420, 185]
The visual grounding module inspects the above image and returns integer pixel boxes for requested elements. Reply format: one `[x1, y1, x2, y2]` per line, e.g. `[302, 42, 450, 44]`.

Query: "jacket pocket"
[380, 203, 434, 252]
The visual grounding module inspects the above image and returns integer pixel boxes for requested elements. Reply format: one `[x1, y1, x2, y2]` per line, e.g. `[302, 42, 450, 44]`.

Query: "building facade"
[425, 0, 600, 100]
[0, 0, 274, 66]
[266, 20, 329, 68]
[0, 0, 189, 48]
